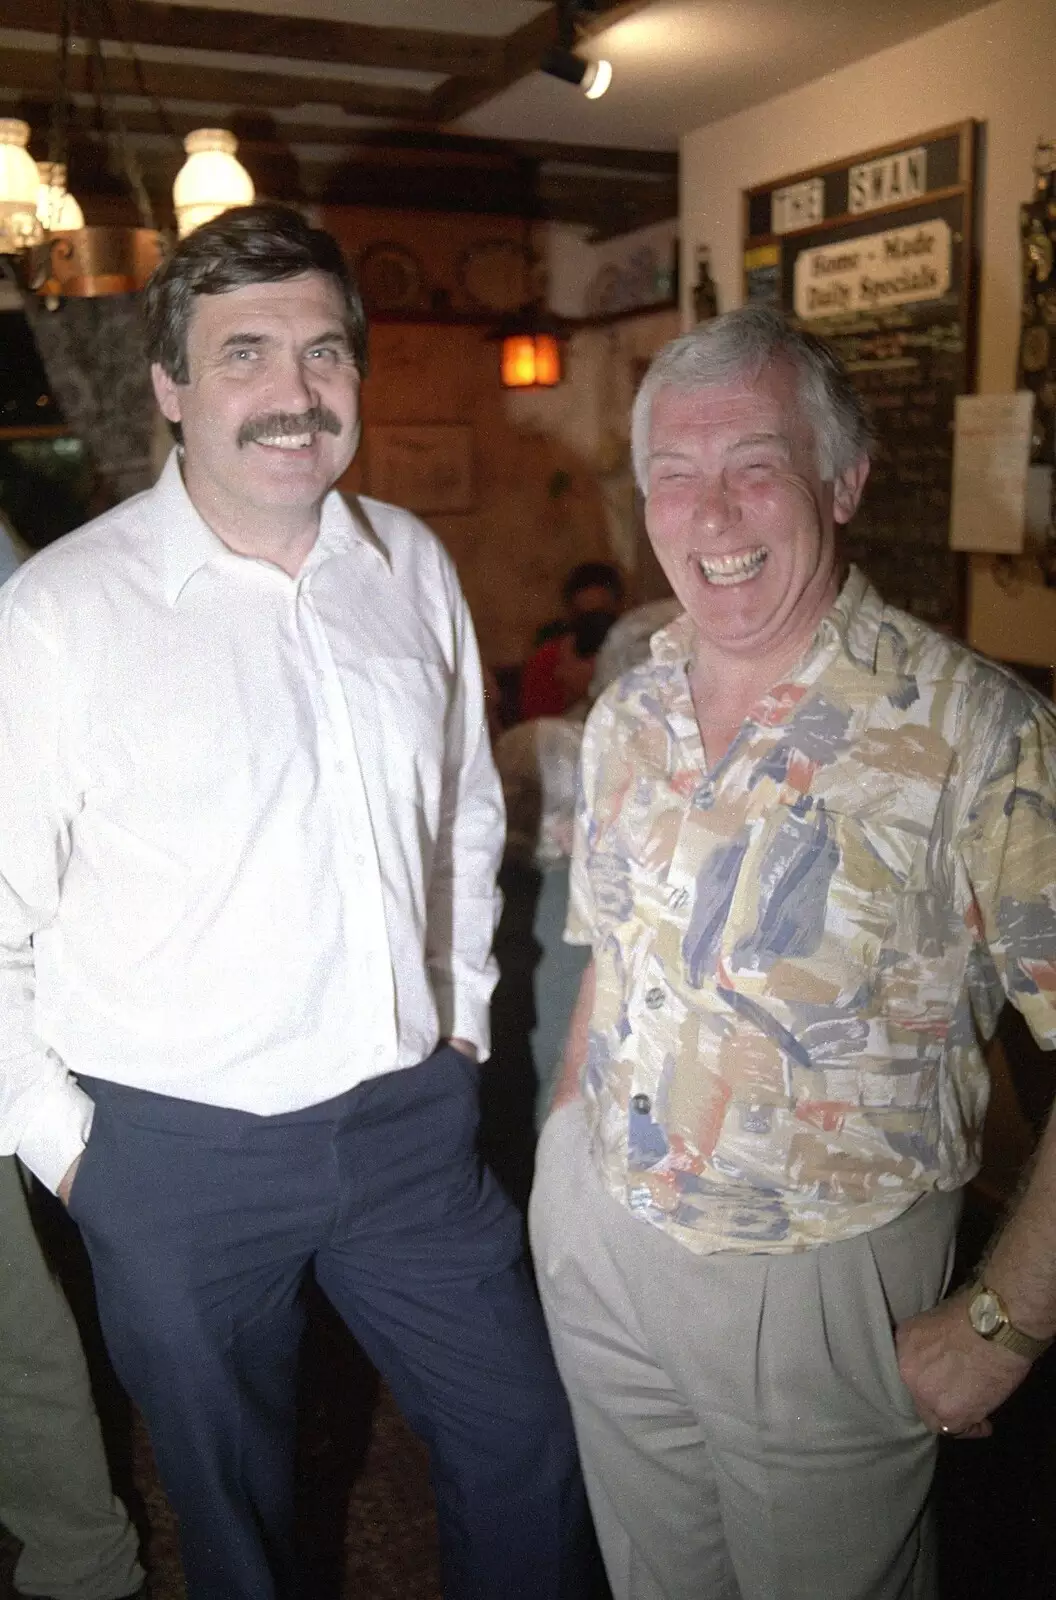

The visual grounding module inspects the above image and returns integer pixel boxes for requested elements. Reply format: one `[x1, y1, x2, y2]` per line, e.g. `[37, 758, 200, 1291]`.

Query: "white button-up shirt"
[0, 451, 504, 1192]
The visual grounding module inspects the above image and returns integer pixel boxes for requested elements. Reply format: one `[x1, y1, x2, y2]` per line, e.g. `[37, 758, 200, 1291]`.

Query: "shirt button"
[645, 986, 665, 1009]
[631, 1092, 652, 1116]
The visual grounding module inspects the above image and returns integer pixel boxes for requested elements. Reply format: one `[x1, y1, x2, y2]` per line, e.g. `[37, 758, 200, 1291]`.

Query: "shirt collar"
[156, 449, 391, 605]
[649, 564, 883, 677]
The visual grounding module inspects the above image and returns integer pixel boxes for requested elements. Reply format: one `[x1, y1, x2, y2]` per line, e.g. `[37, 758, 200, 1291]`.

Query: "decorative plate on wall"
[356, 243, 424, 312]
[456, 239, 532, 313]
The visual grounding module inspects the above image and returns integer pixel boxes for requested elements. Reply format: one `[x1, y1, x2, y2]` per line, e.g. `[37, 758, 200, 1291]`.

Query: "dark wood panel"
[0, 0, 500, 76]
[0, 44, 431, 115]
[425, 10, 559, 124]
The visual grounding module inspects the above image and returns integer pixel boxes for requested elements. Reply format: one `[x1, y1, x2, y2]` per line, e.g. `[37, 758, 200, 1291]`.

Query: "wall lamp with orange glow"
[488, 303, 569, 389]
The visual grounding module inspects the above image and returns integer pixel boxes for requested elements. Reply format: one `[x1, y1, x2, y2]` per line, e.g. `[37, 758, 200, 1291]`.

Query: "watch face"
[971, 1290, 1003, 1337]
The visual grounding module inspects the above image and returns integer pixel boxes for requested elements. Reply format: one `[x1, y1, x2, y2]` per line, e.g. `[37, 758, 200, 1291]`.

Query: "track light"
[541, 48, 613, 99]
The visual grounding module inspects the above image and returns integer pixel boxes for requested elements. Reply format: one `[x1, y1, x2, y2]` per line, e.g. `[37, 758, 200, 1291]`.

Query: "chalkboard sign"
[742, 123, 978, 631]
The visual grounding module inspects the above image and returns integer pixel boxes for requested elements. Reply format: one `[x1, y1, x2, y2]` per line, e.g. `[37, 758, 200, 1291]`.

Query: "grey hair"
[630, 306, 872, 490]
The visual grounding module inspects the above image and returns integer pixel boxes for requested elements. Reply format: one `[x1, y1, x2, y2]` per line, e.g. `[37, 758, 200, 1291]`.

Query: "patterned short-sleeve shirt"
[568, 567, 1056, 1254]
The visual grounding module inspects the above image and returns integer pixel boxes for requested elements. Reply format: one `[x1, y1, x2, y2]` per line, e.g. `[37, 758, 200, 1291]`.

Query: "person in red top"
[520, 562, 624, 720]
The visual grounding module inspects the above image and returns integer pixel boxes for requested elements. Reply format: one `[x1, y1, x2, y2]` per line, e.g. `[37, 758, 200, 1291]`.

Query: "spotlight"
[541, 48, 613, 99]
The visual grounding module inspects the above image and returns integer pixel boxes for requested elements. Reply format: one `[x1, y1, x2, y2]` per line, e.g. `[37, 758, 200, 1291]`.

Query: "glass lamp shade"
[0, 119, 44, 252]
[173, 129, 255, 239]
[501, 332, 563, 389]
[36, 163, 85, 232]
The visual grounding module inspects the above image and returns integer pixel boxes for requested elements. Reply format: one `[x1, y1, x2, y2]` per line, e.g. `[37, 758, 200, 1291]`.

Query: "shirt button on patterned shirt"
[645, 987, 665, 1009]
[631, 1093, 652, 1115]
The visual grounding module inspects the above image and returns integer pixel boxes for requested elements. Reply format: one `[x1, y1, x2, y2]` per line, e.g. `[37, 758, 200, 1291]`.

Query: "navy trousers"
[68, 1048, 590, 1600]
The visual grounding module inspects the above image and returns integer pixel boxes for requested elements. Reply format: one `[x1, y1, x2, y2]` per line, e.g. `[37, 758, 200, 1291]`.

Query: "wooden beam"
[537, 170, 679, 238]
[0, 0, 502, 77]
[424, 9, 559, 125]
[572, 1, 656, 37]
[423, 0, 655, 127]
[0, 44, 432, 116]
[8, 98, 676, 176]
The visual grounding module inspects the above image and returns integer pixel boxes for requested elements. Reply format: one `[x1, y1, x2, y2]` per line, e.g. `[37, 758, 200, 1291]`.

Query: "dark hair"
[143, 203, 369, 384]
[569, 608, 617, 659]
[561, 561, 625, 608]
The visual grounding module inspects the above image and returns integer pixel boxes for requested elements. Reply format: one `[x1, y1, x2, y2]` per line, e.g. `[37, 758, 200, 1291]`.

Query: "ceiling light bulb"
[0, 119, 45, 253]
[36, 162, 85, 232]
[582, 59, 612, 99]
[173, 129, 255, 239]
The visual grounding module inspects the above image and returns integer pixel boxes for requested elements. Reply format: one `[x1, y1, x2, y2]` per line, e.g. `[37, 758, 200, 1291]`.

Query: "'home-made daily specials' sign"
[743, 124, 977, 632]
[793, 221, 951, 319]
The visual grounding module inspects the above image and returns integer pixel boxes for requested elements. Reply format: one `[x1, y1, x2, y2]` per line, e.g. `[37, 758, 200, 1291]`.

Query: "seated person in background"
[494, 602, 676, 1129]
[551, 608, 619, 722]
[0, 508, 31, 588]
[520, 561, 625, 719]
[588, 597, 681, 704]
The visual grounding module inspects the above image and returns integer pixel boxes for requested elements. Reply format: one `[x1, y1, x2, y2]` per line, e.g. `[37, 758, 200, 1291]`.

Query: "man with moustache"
[0, 205, 588, 1600]
[529, 307, 1056, 1600]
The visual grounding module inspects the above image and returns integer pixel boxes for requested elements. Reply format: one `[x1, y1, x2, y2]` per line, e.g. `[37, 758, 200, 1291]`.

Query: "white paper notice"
[948, 393, 1035, 553]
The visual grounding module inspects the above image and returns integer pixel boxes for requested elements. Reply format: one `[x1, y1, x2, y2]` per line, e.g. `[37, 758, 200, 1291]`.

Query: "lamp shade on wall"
[501, 331, 563, 388]
[173, 129, 254, 239]
[0, 120, 44, 253]
[490, 299, 568, 389]
[36, 163, 85, 232]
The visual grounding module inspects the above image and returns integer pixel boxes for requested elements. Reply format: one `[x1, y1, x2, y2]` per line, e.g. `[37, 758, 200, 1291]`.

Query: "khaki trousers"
[0, 1157, 143, 1600]
[529, 1101, 961, 1600]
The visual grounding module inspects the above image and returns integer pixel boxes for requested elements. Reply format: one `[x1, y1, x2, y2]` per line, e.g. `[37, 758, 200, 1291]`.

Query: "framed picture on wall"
[366, 423, 475, 514]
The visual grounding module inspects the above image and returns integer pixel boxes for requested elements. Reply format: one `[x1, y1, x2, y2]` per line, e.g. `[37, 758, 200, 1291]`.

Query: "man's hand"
[896, 1290, 1031, 1438]
[445, 1037, 478, 1063]
[57, 1153, 82, 1207]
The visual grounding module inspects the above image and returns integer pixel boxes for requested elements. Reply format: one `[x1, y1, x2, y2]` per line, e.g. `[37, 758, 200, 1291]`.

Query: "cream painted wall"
[680, 0, 1052, 396]
[680, 0, 1056, 662]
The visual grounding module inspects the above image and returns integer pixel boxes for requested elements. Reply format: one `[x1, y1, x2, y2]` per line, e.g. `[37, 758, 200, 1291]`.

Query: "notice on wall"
[743, 122, 976, 631]
[848, 146, 927, 214]
[793, 221, 951, 320]
[949, 393, 1035, 553]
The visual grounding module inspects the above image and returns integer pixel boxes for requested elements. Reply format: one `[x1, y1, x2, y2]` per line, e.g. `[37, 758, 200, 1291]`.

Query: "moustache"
[237, 407, 343, 446]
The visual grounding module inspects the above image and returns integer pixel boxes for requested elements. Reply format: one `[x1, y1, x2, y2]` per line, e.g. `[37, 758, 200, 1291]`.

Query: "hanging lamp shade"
[0, 119, 44, 253]
[489, 302, 568, 389]
[173, 129, 254, 239]
[36, 162, 85, 232]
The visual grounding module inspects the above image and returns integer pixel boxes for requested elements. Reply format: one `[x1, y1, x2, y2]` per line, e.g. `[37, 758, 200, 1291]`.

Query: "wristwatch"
[966, 1282, 1054, 1361]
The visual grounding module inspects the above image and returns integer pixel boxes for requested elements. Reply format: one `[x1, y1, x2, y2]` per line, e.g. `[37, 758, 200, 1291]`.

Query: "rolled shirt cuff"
[16, 1077, 96, 1194]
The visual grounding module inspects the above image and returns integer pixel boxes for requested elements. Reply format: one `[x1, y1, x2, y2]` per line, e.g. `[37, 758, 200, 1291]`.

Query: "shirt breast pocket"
[714, 801, 920, 1012]
[346, 655, 450, 812]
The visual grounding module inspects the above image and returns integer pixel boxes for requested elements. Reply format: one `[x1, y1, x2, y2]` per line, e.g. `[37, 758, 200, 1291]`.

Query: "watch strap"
[969, 1283, 1054, 1362]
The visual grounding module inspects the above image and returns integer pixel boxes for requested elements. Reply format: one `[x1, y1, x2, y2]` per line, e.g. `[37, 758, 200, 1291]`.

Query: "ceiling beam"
[10, 97, 676, 186]
[424, 0, 654, 126]
[424, 10, 557, 125]
[0, 0, 502, 76]
[0, 43, 433, 116]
